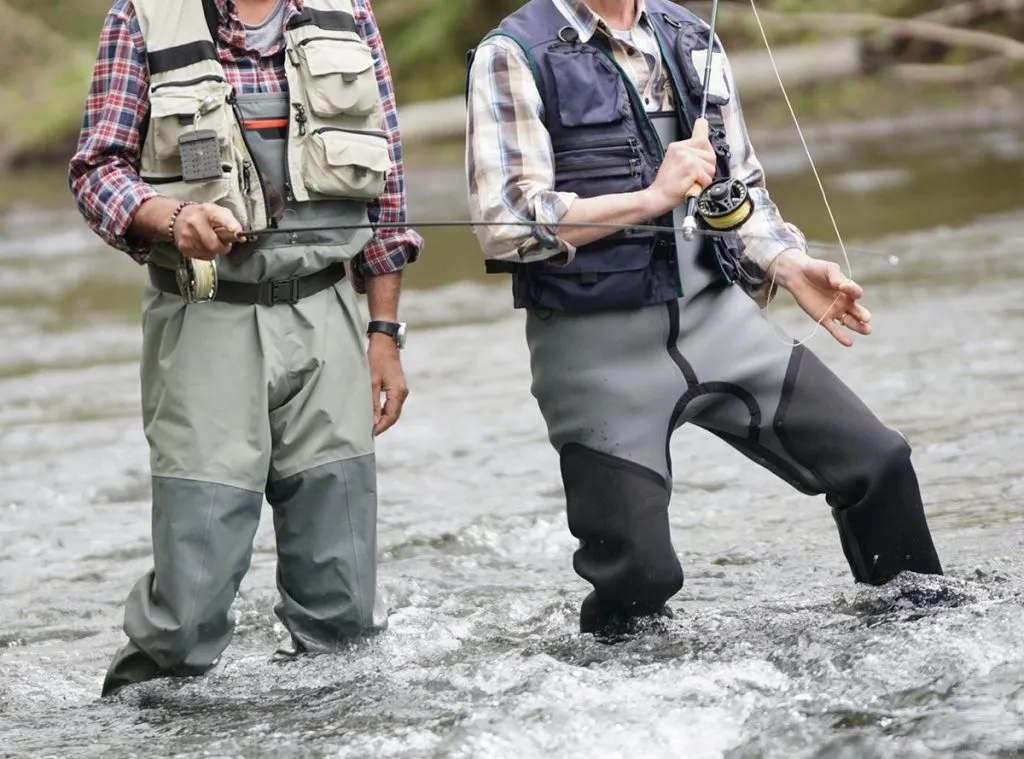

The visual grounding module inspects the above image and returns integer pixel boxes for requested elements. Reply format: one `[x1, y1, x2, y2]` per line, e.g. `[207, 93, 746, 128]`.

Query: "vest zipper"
[297, 35, 349, 47]
[312, 126, 388, 139]
[554, 137, 639, 155]
[593, 43, 683, 295]
[228, 92, 273, 225]
[556, 155, 638, 177]
[651, 22, 734, 287]
[284, 103, 307, 203]
[151, 74, 226, 93]
[142, 165, 233, 184]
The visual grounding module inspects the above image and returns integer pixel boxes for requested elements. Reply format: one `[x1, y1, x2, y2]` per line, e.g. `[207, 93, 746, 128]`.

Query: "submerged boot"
[101, 643, 165, 698]
[579, 592, 676, 642]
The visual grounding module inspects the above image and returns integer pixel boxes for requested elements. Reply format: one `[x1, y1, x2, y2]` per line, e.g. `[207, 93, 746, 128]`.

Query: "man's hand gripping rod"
[682, 0, 720, 242]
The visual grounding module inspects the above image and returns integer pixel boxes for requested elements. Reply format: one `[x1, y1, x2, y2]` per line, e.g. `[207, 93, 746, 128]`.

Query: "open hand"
[770, 251, 872, 347]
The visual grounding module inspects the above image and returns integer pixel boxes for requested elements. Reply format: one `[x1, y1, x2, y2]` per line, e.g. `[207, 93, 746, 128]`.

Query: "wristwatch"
[367, 320, 407, 349]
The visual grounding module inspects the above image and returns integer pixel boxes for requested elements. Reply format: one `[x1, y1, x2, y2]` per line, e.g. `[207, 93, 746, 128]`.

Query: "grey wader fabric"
[526, 114, 942, 636]
[105, 92, 385, 696]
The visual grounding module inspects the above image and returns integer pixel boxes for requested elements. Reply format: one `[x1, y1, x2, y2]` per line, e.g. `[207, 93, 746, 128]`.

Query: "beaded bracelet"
[167, 201, 194, 246]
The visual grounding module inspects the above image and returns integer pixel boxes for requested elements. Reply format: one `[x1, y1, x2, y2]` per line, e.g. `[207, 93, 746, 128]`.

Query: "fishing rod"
[234, 219, 894, 261]
[176, 217, 894, 305]
[681, 0, 754, 243]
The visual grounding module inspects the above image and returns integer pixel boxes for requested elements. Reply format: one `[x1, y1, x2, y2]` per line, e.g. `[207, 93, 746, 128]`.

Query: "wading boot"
[101, 643, 164, 697]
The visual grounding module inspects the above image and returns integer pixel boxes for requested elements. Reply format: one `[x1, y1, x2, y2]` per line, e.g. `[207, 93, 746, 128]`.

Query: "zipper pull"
[242, 159, 252, 195]
[292, 103, 307, 136]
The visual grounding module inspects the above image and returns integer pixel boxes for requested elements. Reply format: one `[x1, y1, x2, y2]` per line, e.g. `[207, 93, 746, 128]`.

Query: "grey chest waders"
[105, 90, 387, 696]
[525, 110, 942, 637]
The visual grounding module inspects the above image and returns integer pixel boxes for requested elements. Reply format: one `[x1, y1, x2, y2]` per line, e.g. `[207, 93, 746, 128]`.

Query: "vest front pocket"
[295, 37, 381, 119]
[548, 48, 627, 128]
[303, 128, 392, 200]
[147, 79, 230, 163]
[139, 173, 233, 207]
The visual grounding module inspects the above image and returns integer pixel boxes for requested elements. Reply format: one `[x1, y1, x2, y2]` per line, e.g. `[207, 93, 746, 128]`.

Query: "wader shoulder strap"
[202, 0, 219, 44]
[466, 30, 543, 104]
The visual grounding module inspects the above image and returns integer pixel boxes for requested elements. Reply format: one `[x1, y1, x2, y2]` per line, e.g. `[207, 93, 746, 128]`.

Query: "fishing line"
[748, 0, 858, 347]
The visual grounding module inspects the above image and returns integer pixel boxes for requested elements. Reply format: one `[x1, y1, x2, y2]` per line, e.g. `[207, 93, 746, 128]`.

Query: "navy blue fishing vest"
[471, 0, 755, 313]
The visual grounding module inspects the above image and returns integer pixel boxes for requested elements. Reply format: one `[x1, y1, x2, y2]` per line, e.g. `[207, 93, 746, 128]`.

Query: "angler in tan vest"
[68, 0, 422, 696]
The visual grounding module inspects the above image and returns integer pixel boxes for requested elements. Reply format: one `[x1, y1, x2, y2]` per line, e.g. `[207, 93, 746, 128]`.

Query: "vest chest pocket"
[147, 79, 230, 163]
[295, 37, 381, 119]
[303, 127, 392, 200]
[548, 48, 628, 128]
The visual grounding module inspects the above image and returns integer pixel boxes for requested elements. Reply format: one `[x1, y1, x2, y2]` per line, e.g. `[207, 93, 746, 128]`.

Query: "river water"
[1, 107, 1023, 758]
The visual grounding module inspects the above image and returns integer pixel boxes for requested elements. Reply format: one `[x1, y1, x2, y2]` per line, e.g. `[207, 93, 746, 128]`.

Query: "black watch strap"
[367, 320, 405, 348]
[367, 320, 399, 337]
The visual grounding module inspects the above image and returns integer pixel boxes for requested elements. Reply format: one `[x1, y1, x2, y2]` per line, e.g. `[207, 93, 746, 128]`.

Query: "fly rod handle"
[682, 117, 710, 240]
[684, 117, 711, 201]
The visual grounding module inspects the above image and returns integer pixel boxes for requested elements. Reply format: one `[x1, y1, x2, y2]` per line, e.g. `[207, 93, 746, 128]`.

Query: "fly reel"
[696, 178, 754, 232]
[175, 257, 218, 304]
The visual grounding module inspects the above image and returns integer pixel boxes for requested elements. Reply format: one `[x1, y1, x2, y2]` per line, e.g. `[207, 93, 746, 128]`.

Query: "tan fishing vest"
[133, 0, 392, 232]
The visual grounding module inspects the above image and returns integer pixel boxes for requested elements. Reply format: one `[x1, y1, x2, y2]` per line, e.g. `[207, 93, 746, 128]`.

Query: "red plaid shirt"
[68, 0, 422, 292]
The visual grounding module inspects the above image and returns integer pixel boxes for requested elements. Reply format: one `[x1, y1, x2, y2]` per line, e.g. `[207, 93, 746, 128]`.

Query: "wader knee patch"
[560, 443, 682, 615]
[774, 346, 901, 494]
[774, 347, 942, 584]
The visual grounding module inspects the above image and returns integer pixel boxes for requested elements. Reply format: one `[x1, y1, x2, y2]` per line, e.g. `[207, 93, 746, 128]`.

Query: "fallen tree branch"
[917, 0, 1024, 27]
[894, 55, 1014, 83]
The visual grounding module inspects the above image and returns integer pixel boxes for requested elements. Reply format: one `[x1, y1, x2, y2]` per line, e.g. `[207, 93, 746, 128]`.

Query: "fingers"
[824, 317, 855, 348]
[371, 372, 383, 433]
[374, 382, 409, 437]
[175, 204, 237, 259]
[208, 205, 247, 244]
[826, 309, 872, 347]
[825, 263, 864, 300]
[195, 224, 230, 257]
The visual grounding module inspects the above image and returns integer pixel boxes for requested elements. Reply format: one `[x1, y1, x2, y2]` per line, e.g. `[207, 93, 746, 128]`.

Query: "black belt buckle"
[262, 277, 300, 305]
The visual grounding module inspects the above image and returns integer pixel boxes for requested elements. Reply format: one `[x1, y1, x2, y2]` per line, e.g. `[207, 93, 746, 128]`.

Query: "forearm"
[128, 196, 183, 244]
[558, 188, 664, 249]
[364, 271, 402, 321]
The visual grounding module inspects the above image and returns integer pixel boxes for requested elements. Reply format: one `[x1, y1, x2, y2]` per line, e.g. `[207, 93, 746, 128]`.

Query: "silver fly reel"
[175, 258, 218, 304]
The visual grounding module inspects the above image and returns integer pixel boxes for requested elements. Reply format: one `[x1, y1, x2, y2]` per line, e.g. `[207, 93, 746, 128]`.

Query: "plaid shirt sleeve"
[718, 48, 807, 270]
[465, 36, 578, 265]
[67, 0, 158, 262]
[351, 0, 423, 294]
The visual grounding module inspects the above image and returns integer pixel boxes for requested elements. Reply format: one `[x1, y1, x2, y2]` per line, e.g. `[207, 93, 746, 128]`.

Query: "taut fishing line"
[747, 0, 859, 347]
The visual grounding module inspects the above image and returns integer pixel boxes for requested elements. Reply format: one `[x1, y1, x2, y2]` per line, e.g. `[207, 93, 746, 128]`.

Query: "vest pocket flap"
[148, 80, 229, 162]
[303, 128, 391, 200]
[302, 38, 375, 79]
[297, 38, 380, 118]
[319, 130, 392, 172]
[149, 79, 228, 118]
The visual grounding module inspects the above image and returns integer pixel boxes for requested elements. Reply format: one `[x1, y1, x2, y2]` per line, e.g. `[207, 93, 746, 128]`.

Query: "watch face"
[396, 322, 407, 349]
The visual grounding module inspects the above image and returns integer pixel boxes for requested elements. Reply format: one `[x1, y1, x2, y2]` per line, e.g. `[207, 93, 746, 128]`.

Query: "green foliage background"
[0, 0, 1017, 166]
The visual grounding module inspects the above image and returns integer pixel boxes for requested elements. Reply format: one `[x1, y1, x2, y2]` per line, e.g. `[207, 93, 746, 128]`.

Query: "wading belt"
[148, 262, 346, 306]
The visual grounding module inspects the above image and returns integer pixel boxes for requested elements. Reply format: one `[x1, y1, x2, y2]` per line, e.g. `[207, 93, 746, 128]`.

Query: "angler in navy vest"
[466, 0, 944, 637]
